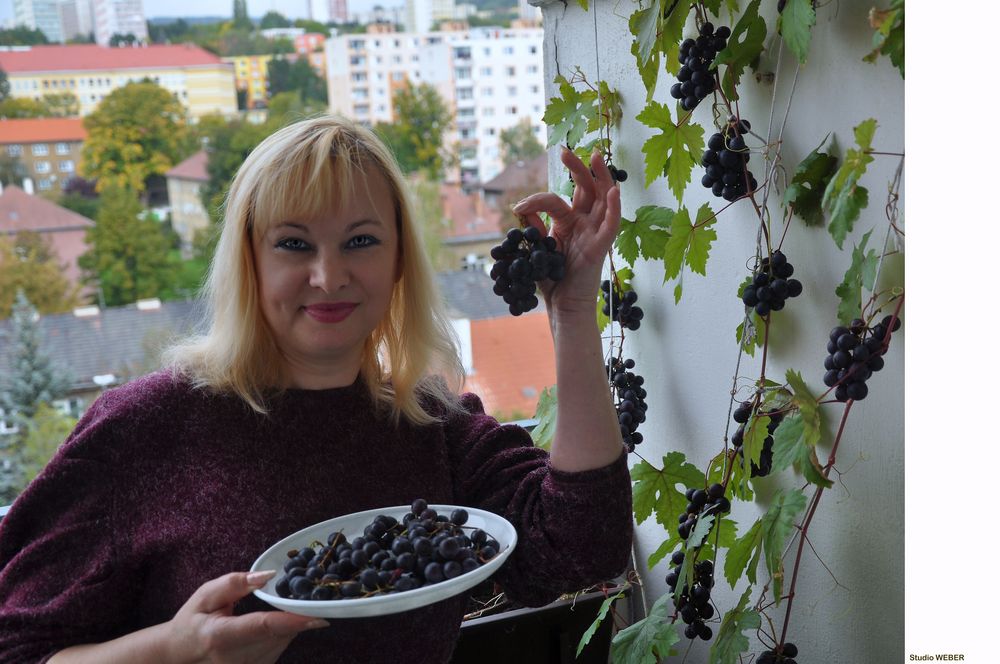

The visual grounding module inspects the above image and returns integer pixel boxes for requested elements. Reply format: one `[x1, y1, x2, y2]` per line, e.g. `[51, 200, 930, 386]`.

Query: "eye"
[346, 234, 380, 249]
[275, 237, 311, 251]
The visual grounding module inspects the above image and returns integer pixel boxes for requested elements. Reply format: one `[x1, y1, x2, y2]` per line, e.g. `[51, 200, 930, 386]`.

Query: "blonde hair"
[164, 115, 464, 425]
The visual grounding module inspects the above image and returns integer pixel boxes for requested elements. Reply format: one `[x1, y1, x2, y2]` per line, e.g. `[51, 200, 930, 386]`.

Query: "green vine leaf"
[647, 536, 679, 570]
[822, 118, 877, 248]
[663, 204, 716, 303]
[629, 9, 663, 100]
[712, 0, 767, 100]
[576, 0, 588, 9]
[835, 229, 877, 324]
[708, 586, 761, 664]
[786, 369, 821, 446]
[735, 277, 765, 357]
[864, 0, 904, 78]
[542, 75, 599, 149]
[724, 519, 762, 587]
[741, 414, 771, 481]
[699, 515, 738, 561]
[761, 488, 807, 604]
[772, 413, 833, 488]
[778, 0, 817, 64]
[610, 593, 681, 664]
[577, 586, 628, 657]
[631, 452, 705, 528]
[783, 135, 839, 226]
[529, 385, 558, 451]
[662, 0, 694, 76]
[616, 205, 674, 268]
[636, 100, 704, 200]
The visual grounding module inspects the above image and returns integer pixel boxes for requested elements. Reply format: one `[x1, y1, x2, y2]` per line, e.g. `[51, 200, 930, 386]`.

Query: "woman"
[0, 116, 632, 663]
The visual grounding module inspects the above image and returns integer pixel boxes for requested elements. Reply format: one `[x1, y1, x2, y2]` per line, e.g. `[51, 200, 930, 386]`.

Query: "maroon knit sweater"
[0, 371, 632, 663]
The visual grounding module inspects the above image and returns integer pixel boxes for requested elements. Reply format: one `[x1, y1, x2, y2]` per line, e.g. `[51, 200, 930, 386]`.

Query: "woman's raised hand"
[166, 570, 328, 663]
[512, 148, 622, 319]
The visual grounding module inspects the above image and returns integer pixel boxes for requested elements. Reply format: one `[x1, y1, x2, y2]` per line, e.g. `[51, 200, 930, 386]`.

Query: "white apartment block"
[92, 0, 148, 46]
[404, 0, 457, 34]
[326, 27, 545, 184]
[13, 0, 64, 42]
[308, 0, 348, 24]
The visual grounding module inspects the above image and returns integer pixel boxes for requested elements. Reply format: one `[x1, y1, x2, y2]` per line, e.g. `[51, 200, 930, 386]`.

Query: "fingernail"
[512, 200, 527, 212]
[305, 619, 330, 630]
[247, 570, 276, 586]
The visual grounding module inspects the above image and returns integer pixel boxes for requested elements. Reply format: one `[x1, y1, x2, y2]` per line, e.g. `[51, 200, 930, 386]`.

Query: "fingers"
[593, 186, 622, 252]
[188, 571, 275, 614]
[561, 148, 595, 212]
[513, 192, 575, 226]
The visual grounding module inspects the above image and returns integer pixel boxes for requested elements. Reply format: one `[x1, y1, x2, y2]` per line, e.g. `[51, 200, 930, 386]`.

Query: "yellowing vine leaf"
[636, 100, 704, 200]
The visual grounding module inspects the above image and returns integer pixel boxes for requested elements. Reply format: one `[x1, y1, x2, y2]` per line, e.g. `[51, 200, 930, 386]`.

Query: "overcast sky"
[0, 0, 401, 26]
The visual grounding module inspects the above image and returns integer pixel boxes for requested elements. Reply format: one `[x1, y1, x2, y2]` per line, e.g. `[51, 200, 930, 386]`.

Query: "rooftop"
[0, 44, 227, 74]
[0, 185, 94, 234]
[480, 155, 547, 194]
[166, 150, 209, 182]
[0, 118, 87, 145]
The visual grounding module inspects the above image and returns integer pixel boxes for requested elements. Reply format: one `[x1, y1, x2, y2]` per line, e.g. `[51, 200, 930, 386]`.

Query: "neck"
[281, 353, 364, 390]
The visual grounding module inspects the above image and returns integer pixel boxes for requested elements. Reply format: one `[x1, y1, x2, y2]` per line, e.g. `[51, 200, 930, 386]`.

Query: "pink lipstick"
[304, 303, 358, 323]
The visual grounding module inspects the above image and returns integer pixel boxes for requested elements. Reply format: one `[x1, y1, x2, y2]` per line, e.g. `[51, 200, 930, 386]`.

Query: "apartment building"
[0, 44, 238, 119]
[325, 26, 545, 184]
[12, 0, 63, 43]
[0, 117, 87, 194]
[294, 33, 327, 79]
[222, 54, 273, 109]
[92, 0, 149, 46]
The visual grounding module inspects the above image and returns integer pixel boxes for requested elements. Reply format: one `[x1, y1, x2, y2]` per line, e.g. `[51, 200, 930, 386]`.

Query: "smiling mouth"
[303, 303, 358, 323]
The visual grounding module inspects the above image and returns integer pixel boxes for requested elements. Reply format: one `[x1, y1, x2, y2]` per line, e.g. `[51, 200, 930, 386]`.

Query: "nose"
[308, 250, 350, 293]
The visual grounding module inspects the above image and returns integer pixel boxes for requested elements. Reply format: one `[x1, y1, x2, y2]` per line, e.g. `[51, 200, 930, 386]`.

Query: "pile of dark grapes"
[665, 551, 717, 641]
[489, 226, 566, 316]
[822, 314, 901, 402]
[756, 642, 799, 663]
[731, 403, 784, 478]
[702, 118, 757, 202]
[600, 280, 644, 331]
[740, 250, 804, 317]
[607, 357, 648, 452]
[677, 483, 731, 541]
[608, 164, 628, 182]
[670, 22, 731, 111]
[273, 499, 502, 601]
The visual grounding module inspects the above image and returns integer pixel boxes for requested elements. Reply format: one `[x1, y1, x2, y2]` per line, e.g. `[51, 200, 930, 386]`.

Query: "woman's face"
[252, 169, 400, 388]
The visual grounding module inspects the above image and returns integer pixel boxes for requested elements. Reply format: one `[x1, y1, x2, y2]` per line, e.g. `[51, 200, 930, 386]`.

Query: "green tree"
[407, 173, 448, 270]
[293, 19, 330, 36]
[260, 11, 291, 28]
[81, 80, 191, 196]
[232, 0, 253, 31]
[77, 185, 179, 306]
[40, 92, 80, 117]
[109, 32, 138, 46]
[18, 403, 76, 489]
[267, 57, 326, 103]
[0, 25, 49, 45]
[0, 97, 48, 119]
[500, 118, 545, 165]
[0, 153, 27, 185]
[0, 69, 9, 102]
[0, 233, 81, 319]
[374, 81, 453, 178]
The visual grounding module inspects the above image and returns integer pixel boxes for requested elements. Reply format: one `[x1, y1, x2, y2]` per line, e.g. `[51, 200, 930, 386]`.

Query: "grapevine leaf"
[686, 204, 717, 275]
[663, 206, 716, 302]
[782, 136, 839, 226]
[542, 75, 599, 149]
[631, 452, 705, 528]
[713, 0, 767, 100]
[688, 514, 716, 550]
[702, 0, 723, 14]
[577, 586, 628, 657]
[724, 520, 762, 588]
[709, 586, 761, 664]
[610, 594, 681, 664]
[662, 0, 694, 76]
[785, 369, 821, 446]
[742, 414, 771, 478]
[529, 386, 558, 451]
[636, 100, 704, 199]
[647, 536, 680, 570]
[823, 119, 877, 248]
[615, 205, 674, 267]
[576, 0, 588, 10]
[864, 0, 904, 78]
[778, 0, 816, 64]
[672, 543, 695, 604]
[630, 10, 662, 99]
[588, 81, 623, 133]
[699, 515, 738, 561]
[633, 6, 660, 68]
[835, 230, 877, 324]
[736, 278, 765, 356]
[772, 414, 833, 488]
[761, 489, 807, 604]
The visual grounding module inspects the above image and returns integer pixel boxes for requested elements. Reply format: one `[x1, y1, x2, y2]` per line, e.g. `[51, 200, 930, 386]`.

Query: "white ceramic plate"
[250, 504, 517, 618]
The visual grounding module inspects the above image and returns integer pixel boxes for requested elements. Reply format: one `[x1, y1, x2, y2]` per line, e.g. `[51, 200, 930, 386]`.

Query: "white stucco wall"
[533, 0, 904, 660]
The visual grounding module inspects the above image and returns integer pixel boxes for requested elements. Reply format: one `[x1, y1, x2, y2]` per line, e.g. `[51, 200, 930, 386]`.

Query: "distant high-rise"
[308, 0, 347, 23]
[405, 0, 456, 34]
[13, 0, 65, 43]
[74, 0, 94, 37]
[92, 0, 148, 46]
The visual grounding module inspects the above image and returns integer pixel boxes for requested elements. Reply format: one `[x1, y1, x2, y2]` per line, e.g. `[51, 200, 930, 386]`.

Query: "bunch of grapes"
[756, 642, 799, 663]
[731, 403, 784, 478]
[489, 227, 566, 316]
[670, 22, 731, 111]
[600, 280, 644, 331]
[702, 118, 757, 202]
[607, 357, 648, 452]
[273, 499, 502, 601]
[677, 483, 731, 542]
[822, 314, 901, 402]
[740, 250, 804, 317]
[665, 551, 717, 641]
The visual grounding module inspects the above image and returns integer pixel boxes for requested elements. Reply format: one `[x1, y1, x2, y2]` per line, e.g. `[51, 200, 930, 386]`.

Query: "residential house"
[165, 150, 210, 255]
[221, 54, 274, 109]
[480, 154, 547, 210]
[0, 117, 87, 195]
[438, 182, 503, 270]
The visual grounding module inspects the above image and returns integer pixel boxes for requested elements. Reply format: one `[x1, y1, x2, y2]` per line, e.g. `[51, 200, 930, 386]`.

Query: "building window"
[349, 39, 364, 49]
[483, 107, 495, 117]
[0, 408, 19, 435]
[392, 72, 405, 81]
[503, 46, 514, 55]
[32, 144, 49, 156]
[527, 65, 539, 74]
[38, 177, 52, 190]
[480, 67, 492, 76]
[456, 67, 471, 79]
[530, 45, 538, 54]
[35, 161, 51, 173]
[59, 160, 74, 172]
[506, 106, 517, 115]
[506, 66, 516, 76]
[507, 86, 516, 96]
[6, 145, 22, 157]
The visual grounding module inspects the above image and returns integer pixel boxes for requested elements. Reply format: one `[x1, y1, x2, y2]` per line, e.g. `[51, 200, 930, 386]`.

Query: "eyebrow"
[272, 219, 382, 233]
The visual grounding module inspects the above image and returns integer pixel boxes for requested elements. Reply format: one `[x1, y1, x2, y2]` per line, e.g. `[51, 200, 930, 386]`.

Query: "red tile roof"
[0, 117, 87, 144]
[481, 154, 547, 194]
[166, 150, 209, 182]
[463, 311, 556, 419]
[0, 44, 226, 74]
[440, 183, 503, 241]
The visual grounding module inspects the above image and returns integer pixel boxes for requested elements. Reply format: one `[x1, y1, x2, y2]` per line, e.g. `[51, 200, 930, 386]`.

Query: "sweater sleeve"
[443, 393, 633, 607]
[0, 393, 134, 663]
